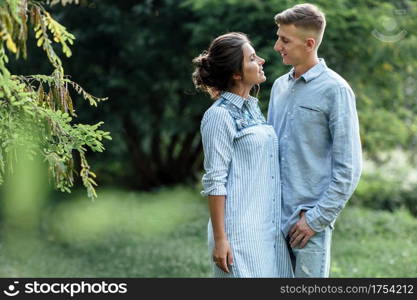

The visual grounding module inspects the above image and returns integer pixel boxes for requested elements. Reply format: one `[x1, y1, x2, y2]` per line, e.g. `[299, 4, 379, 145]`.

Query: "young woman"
[192, 32, 293, 278]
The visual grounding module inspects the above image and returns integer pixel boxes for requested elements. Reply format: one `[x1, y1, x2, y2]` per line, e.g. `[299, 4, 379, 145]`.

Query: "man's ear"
[305, 38, 316, 52]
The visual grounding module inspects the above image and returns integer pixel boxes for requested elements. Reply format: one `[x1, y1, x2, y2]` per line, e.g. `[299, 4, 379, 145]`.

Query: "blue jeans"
[287, 226, 333, 277]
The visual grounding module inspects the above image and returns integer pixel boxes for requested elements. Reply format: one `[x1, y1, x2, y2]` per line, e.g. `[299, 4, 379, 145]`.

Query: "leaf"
[36, 37, 44, 47]
[35, 29, 43, 39]
[37, 84, 44, 104]
[6, 38, 17, 53]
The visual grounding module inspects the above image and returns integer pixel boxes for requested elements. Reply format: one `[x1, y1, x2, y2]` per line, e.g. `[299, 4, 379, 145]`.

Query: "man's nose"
[274, 40, 282, 52]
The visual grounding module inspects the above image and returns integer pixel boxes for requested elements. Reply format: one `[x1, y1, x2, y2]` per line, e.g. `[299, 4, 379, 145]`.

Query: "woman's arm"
[208, 195, 233, 273]
[200, 107, 236, 273]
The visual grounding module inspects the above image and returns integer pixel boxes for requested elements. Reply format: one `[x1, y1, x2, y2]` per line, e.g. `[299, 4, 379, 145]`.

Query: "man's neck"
[293, 56, 319, 79]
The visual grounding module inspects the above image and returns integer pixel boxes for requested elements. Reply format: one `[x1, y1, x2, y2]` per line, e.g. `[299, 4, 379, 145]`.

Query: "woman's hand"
[212, 238, 234, 273]
[207, 195, 232, 273]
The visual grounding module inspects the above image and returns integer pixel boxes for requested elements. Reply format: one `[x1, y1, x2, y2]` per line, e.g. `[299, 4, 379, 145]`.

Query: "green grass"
[0, 187, 416, 277]
[331, 207, 417, 277]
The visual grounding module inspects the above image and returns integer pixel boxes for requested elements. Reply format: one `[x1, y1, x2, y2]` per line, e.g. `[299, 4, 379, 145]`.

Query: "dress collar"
[220, 91, 258, 109]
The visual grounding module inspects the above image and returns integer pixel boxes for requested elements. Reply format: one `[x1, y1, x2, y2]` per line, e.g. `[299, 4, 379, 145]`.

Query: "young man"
[268, 3, 362, 277]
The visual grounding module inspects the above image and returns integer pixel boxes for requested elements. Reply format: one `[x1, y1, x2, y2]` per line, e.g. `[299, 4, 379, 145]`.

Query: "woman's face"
[240, 43, 266, 86]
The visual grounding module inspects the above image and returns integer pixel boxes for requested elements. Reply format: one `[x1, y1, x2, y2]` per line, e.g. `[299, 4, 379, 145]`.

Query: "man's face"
[274, 24, 309, 66]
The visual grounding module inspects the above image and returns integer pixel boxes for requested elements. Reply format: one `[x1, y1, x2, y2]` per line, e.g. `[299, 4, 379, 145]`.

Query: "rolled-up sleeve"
[306, 86, 363, 232]
[200, 106, 236, 197]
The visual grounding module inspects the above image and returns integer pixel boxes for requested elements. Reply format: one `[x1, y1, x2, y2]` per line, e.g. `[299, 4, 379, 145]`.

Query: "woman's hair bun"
[192, 51, 214, 92]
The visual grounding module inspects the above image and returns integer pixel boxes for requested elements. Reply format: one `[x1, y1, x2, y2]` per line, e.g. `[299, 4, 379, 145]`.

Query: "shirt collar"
[288, 58, 327, 82]
[220, 91, 258, 109]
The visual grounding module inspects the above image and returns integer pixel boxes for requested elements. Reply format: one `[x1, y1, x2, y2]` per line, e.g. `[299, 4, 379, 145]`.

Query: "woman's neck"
[229, 84, 252, 99]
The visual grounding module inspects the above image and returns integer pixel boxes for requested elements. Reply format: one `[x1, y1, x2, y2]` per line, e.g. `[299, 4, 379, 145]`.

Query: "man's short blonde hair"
[274, 3, 326, 48]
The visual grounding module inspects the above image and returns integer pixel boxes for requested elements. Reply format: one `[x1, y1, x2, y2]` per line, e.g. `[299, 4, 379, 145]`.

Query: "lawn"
[0, 186, 416, 277]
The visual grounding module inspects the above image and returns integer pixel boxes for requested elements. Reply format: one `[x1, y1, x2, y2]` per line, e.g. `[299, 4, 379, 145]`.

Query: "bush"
[351, 173, 417, 217]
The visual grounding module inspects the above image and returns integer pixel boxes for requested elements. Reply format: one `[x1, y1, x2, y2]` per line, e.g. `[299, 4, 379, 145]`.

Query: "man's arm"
[305, 85, 363, 232]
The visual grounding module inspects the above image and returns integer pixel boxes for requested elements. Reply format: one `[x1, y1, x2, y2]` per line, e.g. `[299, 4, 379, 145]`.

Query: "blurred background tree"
[7, 0, 417, 192]
[0, 0, 111, 199]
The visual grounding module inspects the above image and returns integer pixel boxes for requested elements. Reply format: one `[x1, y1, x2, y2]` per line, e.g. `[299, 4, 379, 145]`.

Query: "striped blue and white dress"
[201, 91, 294, 278]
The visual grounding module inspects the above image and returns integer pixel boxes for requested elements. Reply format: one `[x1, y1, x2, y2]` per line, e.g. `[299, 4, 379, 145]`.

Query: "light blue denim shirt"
[268, 59, 363, 236]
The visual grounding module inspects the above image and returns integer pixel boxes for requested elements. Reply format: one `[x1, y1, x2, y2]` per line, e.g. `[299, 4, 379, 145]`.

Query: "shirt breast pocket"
[296, 105, 326, 125]
[291, 105, 328, 142]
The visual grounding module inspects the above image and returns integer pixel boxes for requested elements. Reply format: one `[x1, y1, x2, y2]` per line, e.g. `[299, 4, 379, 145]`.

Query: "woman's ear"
[232, 73, 242, 81]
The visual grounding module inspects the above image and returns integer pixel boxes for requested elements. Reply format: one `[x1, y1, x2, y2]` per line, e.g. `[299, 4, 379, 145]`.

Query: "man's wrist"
[305, 208, 327, 232]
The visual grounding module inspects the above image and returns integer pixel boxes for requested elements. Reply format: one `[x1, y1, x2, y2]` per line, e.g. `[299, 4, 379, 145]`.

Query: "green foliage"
[352, 173, 405, 211]
[0, 0, 111, 199]
[352, 172, 417, 217]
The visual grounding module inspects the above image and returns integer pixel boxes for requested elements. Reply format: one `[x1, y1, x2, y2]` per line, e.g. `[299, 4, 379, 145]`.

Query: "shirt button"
[284, 135, 287, 138]
[282, 158, 285, 161]
[272, 176, 275, 179]
[272, 220, 275, 224]
[270, 154, 273, 158]
[273, 198, 275, 202]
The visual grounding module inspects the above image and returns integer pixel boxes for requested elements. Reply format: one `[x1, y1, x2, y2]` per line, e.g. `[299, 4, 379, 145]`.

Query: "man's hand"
[289, 211, 316, 248]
